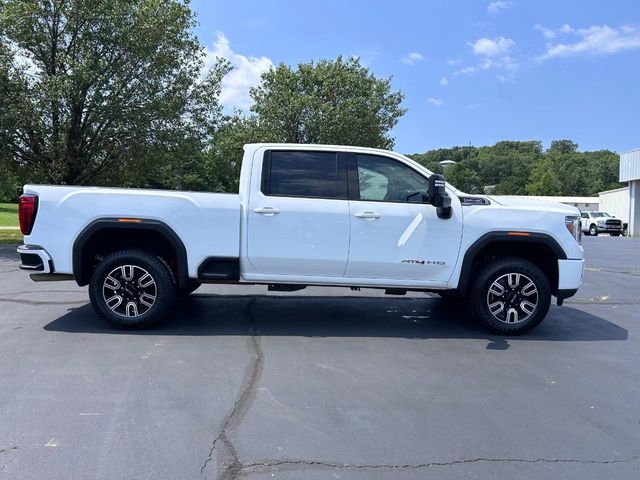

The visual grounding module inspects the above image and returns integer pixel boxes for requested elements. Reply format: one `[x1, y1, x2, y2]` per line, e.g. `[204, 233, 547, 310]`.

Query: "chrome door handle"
[254, 206, 280, 216]
[355, 211, 380, 220]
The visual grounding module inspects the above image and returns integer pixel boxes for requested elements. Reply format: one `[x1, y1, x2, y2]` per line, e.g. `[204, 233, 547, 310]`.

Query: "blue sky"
[192, 0, 639, 154]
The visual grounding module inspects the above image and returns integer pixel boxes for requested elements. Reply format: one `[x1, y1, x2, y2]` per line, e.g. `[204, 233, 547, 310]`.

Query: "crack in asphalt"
[200, 298, 264, 480]
[0, 447, 18, 471]
[0, 297, 85, 306]
[585, 267, 640, 277]
[240, 455, 640, 473]
[565, 300, 640, 306]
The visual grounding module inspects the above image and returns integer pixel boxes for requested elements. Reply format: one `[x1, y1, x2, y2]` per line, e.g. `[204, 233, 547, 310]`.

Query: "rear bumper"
[17, 245, 53, 274]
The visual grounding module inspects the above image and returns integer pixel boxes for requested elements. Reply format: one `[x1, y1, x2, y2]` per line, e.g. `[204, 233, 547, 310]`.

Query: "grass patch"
[0, 203, 19, 227]
[0, 230, 21, 245]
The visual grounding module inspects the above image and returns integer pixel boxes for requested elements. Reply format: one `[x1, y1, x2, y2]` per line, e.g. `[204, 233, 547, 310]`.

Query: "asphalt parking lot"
[0, 237, 639, 480]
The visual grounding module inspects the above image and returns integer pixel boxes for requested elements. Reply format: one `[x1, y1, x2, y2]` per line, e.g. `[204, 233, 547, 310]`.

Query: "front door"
[344, 153, 463, 285]
[246, 149, 350, 277]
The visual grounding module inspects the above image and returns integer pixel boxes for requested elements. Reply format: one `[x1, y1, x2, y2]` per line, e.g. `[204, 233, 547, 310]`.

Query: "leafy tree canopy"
[409, 141, 622, 196]
[0, 0, 229, 186]
[249, 56, 406, 149]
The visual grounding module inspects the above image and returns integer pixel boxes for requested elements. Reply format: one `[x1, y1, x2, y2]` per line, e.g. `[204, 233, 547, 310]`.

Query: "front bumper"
[556, 258, 585, 305]
[598, 225, 623, 233]
[557, 258, 585, 291]
[17, 245, 53, 274]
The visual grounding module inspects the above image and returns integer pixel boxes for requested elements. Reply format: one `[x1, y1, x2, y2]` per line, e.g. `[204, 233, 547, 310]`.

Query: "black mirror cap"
[427, 174, 452, 219]
[428, 174, 447, 207]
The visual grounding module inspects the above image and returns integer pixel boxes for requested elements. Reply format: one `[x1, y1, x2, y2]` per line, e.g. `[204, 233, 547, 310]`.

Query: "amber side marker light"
[508, 231, 530, 237]
[117, 218, 142, 223]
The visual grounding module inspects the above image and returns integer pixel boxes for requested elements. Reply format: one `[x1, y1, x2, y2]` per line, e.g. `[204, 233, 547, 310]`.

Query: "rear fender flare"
[72, 218, 188, 288]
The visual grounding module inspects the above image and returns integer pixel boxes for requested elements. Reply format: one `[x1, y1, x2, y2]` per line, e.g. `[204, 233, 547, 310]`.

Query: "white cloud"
[470, 37, 515, 57]
[538, 24, 640, 60]
[427, 97, 443, 106]
[453, 65, 476, 76]
[534, 24, 556, 39]
[466, 103, 482, 109]
[349, 48, 379, 67]
[453, 54, 518, 79]
[487, 1, 512, 14]
[560, 24, 575, 34]
[400, 52, 425, 65]
[446, 58, 461, 66]
[204, 32, 274, 110]
[440, 76, 450, 86]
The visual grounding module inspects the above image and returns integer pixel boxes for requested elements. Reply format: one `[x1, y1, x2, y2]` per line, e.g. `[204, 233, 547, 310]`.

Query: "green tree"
[250, 56, 406, 149]
[204, 115, 277, 192]
[548, 139, 579, 155]
[0, 0, 229, 186]
[525, 157, 562, 195]
[0, 164, 19, 201]
[408, 146, 477, 165]
[444, 163, 483, 194]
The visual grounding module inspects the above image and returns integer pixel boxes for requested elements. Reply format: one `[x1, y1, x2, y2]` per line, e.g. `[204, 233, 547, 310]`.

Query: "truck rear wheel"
[469, 257, 551, 335]
[89, 249, 177, 329]
[589, 224, 598, 236]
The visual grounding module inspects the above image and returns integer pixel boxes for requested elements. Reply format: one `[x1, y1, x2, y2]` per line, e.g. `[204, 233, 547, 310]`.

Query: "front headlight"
[565, 216, 582, 244]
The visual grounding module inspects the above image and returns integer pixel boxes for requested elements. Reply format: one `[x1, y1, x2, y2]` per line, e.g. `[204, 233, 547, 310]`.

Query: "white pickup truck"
[580, 211, 624, 236]
[17, 143, 585, 334]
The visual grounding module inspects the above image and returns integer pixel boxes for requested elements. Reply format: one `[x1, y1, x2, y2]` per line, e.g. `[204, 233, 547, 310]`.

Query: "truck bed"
[22, 185, 240, 277]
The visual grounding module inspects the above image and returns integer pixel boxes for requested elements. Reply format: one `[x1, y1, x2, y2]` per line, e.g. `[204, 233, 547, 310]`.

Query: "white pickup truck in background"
[17, 143, 585, 334]
[580, 211, 624, 236]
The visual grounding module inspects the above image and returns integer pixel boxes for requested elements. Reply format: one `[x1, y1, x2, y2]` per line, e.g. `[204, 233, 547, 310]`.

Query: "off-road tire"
[89, 249, 177, 329]
[437, 291, 464, 303]
[469, 256, 551, 335]
[178, 280, 202, 297]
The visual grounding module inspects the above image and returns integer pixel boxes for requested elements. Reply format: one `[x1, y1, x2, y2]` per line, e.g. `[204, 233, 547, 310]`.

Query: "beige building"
[618, 148, 640, 236]
[598, 187, 629, 224]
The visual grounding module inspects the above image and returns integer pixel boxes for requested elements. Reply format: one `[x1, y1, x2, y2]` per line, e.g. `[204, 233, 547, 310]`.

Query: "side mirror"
[427, 174, 452, 219]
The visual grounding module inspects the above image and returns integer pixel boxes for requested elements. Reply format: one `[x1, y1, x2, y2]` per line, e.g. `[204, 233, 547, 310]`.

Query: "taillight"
[19, 194, 38, 235]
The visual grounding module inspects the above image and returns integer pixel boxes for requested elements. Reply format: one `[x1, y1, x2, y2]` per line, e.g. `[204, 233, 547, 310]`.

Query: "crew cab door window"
[355, 154, 429, 203]
[246, 150, 350, 277]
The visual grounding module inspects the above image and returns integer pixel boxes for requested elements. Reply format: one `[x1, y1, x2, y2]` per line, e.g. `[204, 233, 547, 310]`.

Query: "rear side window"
[262, 151, 345, 199]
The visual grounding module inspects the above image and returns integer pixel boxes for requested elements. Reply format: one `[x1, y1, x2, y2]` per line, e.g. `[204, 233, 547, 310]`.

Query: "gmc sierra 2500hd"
[17, 143, 585, 334]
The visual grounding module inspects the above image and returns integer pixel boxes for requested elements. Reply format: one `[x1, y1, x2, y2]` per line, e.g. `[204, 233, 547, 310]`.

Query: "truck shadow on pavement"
[44, 294, 628, 348]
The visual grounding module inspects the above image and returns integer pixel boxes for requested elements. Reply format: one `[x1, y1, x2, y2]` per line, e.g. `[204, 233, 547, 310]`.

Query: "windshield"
[591, 212, 611, 217]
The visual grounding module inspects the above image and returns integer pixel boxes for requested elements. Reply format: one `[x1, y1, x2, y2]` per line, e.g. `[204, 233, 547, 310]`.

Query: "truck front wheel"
[469, 257, 551, 335]
[89, 249, 177, 329]
[178, 280, 201, 297]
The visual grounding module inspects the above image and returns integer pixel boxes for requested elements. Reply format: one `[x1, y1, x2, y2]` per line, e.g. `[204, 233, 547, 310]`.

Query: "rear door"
[246, 149, 350, 277]
[344, 153, 463, 285]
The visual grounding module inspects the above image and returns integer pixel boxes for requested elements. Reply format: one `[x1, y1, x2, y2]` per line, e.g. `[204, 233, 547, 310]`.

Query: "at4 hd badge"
[402, 259, 446, 265]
